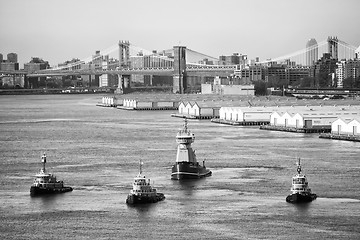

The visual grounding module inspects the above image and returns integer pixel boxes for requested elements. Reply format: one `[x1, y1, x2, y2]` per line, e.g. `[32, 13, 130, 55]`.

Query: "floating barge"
[259, 125, 331, 133]
[319, 133, 360, 142]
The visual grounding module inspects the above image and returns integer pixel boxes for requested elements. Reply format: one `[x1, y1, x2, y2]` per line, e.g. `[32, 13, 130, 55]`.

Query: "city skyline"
[1, 0, 360, 67]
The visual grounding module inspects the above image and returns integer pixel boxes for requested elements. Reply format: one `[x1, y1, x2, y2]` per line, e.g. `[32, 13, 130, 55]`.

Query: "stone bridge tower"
[117, 40, 131, 94]
[173, 46, 187, 94]
[328, 36, 338, 60]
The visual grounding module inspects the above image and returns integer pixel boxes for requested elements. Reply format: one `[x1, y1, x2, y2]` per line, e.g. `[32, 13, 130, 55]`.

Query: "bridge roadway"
[1, 65, 237, 78]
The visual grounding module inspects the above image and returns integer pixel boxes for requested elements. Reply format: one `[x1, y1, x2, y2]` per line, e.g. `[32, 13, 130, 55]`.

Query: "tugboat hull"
[126, 193, 165, 205]
[171, 162, 212, 180]
[286, 193, 317, 203]
[30, 186, 73, 196]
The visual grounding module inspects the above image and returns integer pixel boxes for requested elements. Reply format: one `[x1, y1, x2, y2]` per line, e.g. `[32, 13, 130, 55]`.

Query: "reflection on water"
[293, 201, 312, 213]
[30, 192, 72, 210]
[171, 178, 207, 196]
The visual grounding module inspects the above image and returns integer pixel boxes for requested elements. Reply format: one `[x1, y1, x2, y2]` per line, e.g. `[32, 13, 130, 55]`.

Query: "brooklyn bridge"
[0, 37, 358, 94]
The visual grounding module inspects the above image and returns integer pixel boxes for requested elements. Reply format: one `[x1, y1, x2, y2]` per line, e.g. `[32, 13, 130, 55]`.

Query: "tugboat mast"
[184, 119, 188, 132]
[139, 160, 143, 175]
[41, 153, 46, 173]
[296, 158, 301, 174]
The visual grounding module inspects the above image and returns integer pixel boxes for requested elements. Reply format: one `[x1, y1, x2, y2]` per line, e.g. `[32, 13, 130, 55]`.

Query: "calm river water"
[0, 94, 359, 240]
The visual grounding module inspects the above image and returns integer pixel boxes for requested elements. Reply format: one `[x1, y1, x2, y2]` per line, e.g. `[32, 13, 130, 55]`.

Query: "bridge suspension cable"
[258, 40, 328, 65]
[51, 43, 119, 70]
[258, 38, 358, 66]
[337, 40, 357, 60]
[186, 48, 219, 64]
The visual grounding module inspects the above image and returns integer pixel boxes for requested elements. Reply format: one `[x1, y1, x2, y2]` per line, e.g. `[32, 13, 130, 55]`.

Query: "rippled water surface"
[0, 94, 359, 240]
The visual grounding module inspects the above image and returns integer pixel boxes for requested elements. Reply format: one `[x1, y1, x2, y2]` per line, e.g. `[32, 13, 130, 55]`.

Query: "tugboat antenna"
[41, 153, 46, 173]
[139, 160, 143, 175]
[296, 158, 301, 174]
[184, 119, 188, 132]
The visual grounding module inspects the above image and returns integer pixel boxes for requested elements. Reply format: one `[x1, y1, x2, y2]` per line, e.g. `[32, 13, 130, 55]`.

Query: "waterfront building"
[177, 101, 224, 119]
[219, 106, 286, 123]
[0, 53, 3, 63]
[201, 76, 255, 95]
[331, 117, 360, 136]
[269, 106, 360, 129]
[356, 45, 360, 59]
[306, 38, 318, 66]
[100, 96, 118, 107]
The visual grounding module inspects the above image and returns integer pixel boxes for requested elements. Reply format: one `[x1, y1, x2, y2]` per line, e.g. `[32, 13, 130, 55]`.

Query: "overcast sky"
[1, 0, 360, 67]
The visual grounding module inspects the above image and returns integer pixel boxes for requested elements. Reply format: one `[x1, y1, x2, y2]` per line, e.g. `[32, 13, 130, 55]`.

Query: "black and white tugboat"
[171, 119, 212, 180]
[286, 158, 317, 203]
[30, 153, 73, 196]
[126, 160, 165, 205]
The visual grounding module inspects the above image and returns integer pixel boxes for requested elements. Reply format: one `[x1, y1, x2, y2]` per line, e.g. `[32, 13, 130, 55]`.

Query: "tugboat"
[30, 153, 73, 196]
[126, 160, 165, 205]
[286, 158, 317, 203]
[171, 119, 212, 180]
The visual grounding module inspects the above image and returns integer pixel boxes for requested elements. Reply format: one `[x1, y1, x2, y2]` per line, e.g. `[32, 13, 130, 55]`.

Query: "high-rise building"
[288, 67, 310, 86]
[335, 59, 360, 88]
[310, 53, 337, 87]
[7, 53, 18, 63]
[306, 38, 318, 67]
[335, 61, 345, 88]
[219, 53, 247, 68]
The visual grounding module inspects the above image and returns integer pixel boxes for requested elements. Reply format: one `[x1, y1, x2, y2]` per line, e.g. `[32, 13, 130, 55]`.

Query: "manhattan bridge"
[1, 37, 358, 94]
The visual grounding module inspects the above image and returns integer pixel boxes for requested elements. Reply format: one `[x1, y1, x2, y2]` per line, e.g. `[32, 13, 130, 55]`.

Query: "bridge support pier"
[116, 74, 131, 94]
[173, 46, 187, 94]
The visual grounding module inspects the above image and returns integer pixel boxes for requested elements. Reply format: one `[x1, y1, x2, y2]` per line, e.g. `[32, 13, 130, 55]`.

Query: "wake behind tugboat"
[30, 153, 73, 196]
[126, 160, 165, 205]
[171, 119, 212, 180]
[286, 158, 317, 203]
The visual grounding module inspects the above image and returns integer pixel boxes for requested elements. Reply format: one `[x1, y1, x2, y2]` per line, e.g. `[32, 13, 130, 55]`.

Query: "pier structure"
[319, 116, 360, 141]
[261, 105, 360, 133]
